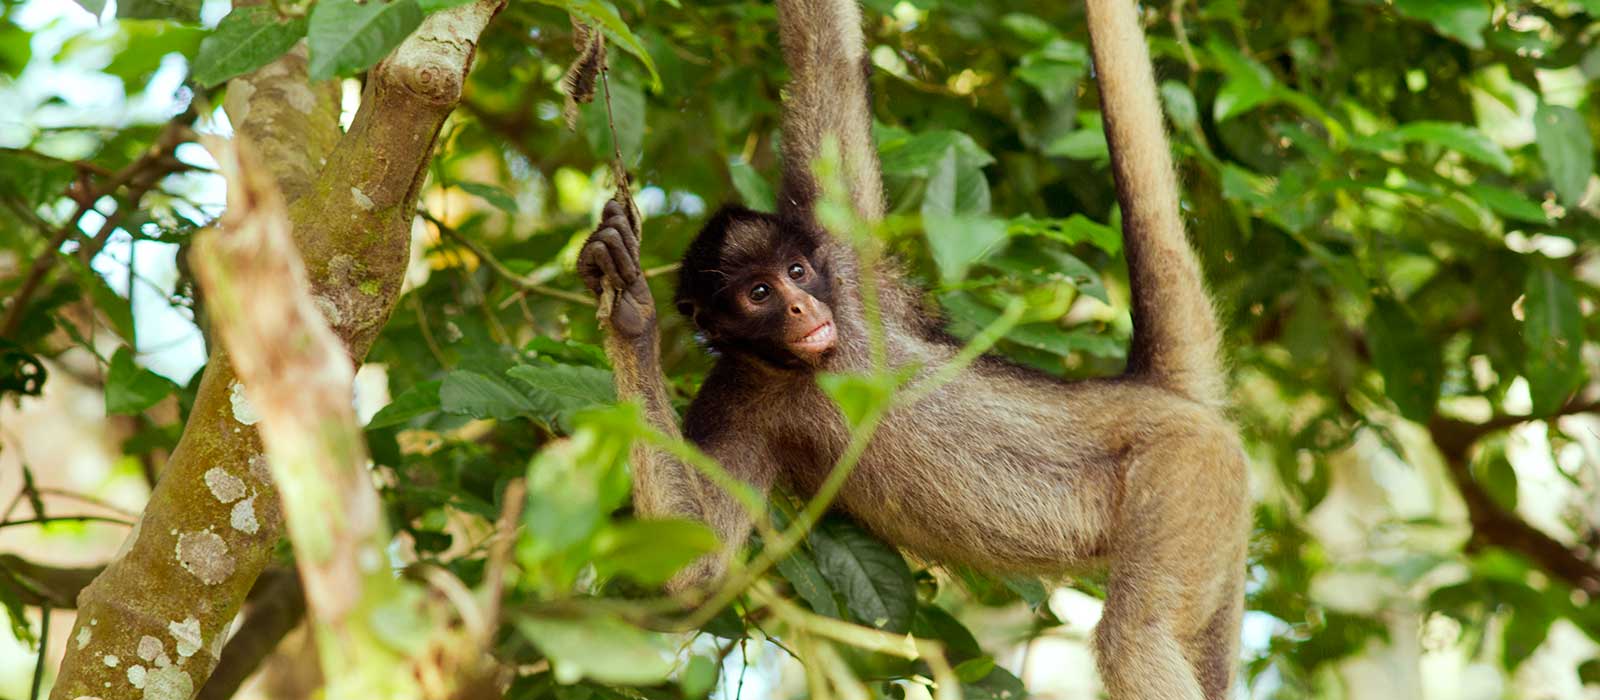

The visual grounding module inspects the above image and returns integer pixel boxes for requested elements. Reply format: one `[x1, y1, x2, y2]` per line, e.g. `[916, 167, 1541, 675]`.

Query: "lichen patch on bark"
[175, 531, 235, 585]
[203, 468, 246, 503]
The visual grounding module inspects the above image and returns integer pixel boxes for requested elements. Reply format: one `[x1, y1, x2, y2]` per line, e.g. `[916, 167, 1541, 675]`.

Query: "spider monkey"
[576, 0, 1247, 697]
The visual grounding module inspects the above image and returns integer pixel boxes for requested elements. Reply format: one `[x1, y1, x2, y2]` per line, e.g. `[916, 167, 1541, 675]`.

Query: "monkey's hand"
[579, 199, 655, 340]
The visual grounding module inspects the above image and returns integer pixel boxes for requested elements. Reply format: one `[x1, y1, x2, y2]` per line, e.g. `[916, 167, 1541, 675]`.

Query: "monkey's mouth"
[793, 321, 836, 354]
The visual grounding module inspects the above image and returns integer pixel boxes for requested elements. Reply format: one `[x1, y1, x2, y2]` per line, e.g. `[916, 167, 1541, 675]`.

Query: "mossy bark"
[48, 2, 503, 697]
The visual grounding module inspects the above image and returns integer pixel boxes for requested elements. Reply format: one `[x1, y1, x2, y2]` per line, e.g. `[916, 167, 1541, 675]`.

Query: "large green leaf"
[809, 517, 916, 633]
[1533, 103, 1594, 207]
[925, 215, 1007, 285]
[306, 0, 424, 81]
[592, 518, 717, 585]
[506, 363, 616, 417]
[192, 7, 309, 87]
[1355, 122, 1512, 174]
[439, 370, 536, 420]
[1522, 267, 1585, 415]
[774, 546, 842, 619]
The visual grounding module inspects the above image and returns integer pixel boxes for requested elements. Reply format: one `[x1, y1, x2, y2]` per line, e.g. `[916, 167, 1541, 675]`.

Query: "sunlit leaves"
[1522, 266, 1585, 415]
[1353, 122, 1512, 174]
[193, 7, 309, 87]
[518, 422, 633, 588]
[307, 0, 424, 81]
[1533, 103, 1594, 206]
[440, 369, 537, 420]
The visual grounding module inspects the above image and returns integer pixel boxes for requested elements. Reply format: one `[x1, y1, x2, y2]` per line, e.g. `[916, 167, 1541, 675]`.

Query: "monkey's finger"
[586, 239, 627, 294]
[603, 210, 640, 262]
[577, 241, 610, 296]
[592, 227, 642, 287]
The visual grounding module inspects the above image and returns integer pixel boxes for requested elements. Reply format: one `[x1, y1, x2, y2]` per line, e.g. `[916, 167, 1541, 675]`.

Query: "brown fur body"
[577, 0, 1249, 698]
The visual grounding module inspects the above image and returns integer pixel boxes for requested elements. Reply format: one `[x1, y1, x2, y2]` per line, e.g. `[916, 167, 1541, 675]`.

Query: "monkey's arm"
[578, 201, 775, 592]
[775, 0, 883, 225]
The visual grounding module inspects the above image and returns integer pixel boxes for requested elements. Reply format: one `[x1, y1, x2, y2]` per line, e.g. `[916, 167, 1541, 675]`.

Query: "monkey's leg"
[1093, 425, 1248, 700]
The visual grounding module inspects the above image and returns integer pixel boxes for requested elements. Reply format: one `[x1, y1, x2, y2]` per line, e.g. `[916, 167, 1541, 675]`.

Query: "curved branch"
[1427, 408, 1600, 595]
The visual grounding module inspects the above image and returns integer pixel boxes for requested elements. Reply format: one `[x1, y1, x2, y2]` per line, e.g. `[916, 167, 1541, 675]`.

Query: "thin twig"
[484, 478, 527, 632]
[0, 514, 134, 530]
[28, 606, 48, 700]
[421, 210, 596, 306]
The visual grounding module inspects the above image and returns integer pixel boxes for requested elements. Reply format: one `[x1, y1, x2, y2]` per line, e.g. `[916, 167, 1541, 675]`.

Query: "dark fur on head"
[675, 205, 835, 367]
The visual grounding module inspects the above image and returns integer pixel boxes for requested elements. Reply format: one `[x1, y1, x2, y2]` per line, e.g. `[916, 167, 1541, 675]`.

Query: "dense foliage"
[2, 0, 1599, 697]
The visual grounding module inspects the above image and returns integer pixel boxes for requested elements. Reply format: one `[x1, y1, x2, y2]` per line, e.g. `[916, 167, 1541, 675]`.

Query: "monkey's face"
[731, 256, 837, 363]
[676, 207, 839, 368]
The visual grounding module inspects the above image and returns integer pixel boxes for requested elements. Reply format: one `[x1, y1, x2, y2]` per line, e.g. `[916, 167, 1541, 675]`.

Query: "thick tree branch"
[1427, 406, 1600, 595]
[48, 47, 337, 700]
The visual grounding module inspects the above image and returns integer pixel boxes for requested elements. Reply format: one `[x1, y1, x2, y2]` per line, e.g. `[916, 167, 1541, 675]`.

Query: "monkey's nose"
[789, 304, 803, 315]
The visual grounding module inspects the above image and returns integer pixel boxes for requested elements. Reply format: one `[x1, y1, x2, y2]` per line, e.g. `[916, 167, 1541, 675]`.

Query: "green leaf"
[193, 7, 309, 87]
[925, 215, 1007, 285]
[516, 609, 674, 685]
[912, 604, 982, 661]
[816, 371, 897, 429]
[306, 0, 424, 82]
[729, 160, 776, 211]
[506, 363, 616, 418]
[879, 129, 995, 178]
[1522, 267, 1585, 415]
[962, 664, 1028, 700]
[592, 518, 718, 585]
[579, 78, 646, 167]
[457, 181, 519, 213]
[1043, 128, 1108, 162]
[809, 517, 916, 633]
[1533, 103, 1594, 207]
[117, 0, 200, 23]
[1502, 597, 1554, 669]
[105, 347, 177, 415]
[520, 426, 633, 581]
[1471, 447, 1518, 513]
[0, 21, 34, 76]
[1364, 297, 1441, 421]
[104, 21, 206, 90]
[1392, 0, 1490, 49]
[1465, 184, 1547, 224]
[1208, 41, 1275, 122]
[954, 656, 996, 683]
[366, 379, 442, 429]
[680, 655, 719, 699]
[775, 546, 842, 619]
[439, 370, 536, 420]
[1015, 39, 1086, 106]
[1160, 80, 1199, 132]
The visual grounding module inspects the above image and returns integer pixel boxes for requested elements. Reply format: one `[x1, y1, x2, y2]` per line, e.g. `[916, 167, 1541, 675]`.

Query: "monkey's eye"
[787, 263, 806, 280]
[749, 283, 772, 303]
